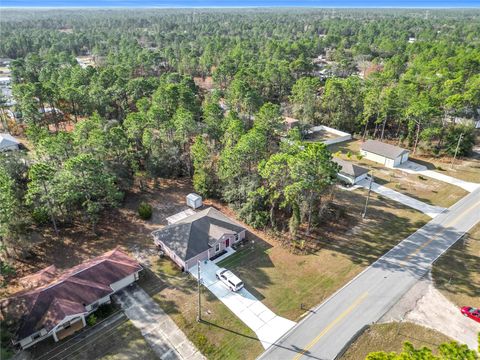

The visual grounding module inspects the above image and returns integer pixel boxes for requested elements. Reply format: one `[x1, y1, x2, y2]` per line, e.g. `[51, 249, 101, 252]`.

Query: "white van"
[215, 268, 244, 292]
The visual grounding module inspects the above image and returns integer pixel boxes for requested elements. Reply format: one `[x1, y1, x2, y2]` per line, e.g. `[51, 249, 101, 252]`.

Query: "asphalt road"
[259, 187, 480, 360]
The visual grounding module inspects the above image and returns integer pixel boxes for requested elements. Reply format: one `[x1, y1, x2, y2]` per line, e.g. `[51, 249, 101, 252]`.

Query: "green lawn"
[340, 322, 453, 360]
[140, 258, 264, 360]
[138, 182, 430, 359]
[432, 222, 480, 308]
[218, 188, 429, 321]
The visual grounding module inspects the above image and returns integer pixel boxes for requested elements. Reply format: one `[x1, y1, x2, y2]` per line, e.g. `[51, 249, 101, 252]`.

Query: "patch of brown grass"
[432, 223, 480, 307]
[340, 322, 453, 360]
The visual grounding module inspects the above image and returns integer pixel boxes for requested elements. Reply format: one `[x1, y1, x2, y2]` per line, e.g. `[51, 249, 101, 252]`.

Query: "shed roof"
[152, 207, 245, 262]
[0, 133, 20, 150]
[187, 193, 202, 201]
[333, 158, 369, 178]
[361, 140, 408, 160]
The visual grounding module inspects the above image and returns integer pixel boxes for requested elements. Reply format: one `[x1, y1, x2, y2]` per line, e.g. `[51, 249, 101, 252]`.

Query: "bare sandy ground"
[381, 273, 480, 350]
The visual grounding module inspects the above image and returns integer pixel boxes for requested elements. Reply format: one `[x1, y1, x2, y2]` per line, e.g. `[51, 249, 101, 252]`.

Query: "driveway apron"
[189, 261, 296, 349]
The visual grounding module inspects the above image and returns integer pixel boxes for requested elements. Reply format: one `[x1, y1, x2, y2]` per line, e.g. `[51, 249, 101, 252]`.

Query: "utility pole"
[197, 260, 202, 322]
[362, 172, 374, 219]
[451, 133, 464, 169]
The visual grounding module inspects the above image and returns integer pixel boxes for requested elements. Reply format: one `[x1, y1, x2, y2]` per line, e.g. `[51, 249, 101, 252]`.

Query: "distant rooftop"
[333, 158, 369, 178]
[361, 140, 408, 160]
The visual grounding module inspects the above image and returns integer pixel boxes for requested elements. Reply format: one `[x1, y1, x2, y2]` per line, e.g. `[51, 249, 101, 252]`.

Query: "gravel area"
[381, 273, 480, 350]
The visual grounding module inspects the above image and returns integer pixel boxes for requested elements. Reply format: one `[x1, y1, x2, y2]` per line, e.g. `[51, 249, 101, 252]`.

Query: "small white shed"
[0, 133, 20, 152]
[186, 193, 202, 209]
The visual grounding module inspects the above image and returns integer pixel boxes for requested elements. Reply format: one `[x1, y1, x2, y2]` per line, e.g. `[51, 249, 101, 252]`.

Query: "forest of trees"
[1, 8, 479, 260]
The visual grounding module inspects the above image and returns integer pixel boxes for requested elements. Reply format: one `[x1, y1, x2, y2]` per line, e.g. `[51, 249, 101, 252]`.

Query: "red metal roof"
[1, 248, 142, 340]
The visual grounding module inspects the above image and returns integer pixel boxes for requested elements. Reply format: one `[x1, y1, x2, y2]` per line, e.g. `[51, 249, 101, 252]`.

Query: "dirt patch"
[194, 76, 215, 91]
[381, 274, 480, 350]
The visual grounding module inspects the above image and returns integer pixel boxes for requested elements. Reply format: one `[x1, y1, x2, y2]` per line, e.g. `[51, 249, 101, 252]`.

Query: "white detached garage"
[360, 140, 409, 168]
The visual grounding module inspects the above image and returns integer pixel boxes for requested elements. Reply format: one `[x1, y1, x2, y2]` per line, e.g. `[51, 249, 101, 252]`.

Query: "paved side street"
[114, 284, 205, 360]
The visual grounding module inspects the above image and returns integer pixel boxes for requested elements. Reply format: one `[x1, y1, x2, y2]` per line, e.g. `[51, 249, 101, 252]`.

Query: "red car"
[461, 306, 480, 323]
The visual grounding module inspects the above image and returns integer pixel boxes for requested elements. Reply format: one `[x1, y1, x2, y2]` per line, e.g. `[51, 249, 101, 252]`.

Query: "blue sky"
[2, 0, 480, 7]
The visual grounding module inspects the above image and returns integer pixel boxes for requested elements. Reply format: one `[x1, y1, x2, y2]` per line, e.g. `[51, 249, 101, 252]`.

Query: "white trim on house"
[337, 172, 369, 185]
[16, 268, 142, 349]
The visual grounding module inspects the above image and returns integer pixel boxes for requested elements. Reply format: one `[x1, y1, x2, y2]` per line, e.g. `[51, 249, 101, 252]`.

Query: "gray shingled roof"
[333, 158, 369, 178]
[152, 207, 245, 262]
[361, 140, 409, 160]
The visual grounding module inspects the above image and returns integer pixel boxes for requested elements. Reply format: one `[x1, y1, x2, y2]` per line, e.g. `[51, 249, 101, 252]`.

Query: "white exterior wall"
[385, 158, 395, 168]
[337, 172, 368, 185]
[361, 150, 388, 166]
[110, 273, 136, 292]
[337, 173, 355, 185]
[19, 329, 50, 349]
[401, 152, 409, 163]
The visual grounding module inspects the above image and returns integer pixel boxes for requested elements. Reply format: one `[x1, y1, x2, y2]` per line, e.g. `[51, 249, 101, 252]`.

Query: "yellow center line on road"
[400, 200, 480, 267]
[292, 292, 369, 360]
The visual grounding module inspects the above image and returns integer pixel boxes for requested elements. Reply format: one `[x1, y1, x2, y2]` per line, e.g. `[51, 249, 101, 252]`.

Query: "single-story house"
[333, 158, 369, 185]
[0, 133, 20, 152]
[0, 248, 142, 349]
[360, 140, 409, 168]
[152, 207, 246, 271]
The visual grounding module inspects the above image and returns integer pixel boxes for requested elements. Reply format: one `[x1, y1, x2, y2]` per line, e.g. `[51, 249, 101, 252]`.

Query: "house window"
[31, 333, 41, 340]
[215, 243, 220, 253]
[234, 234, 239, 242]
[91, 302, 99, 310]
[63, 321, 71, 329]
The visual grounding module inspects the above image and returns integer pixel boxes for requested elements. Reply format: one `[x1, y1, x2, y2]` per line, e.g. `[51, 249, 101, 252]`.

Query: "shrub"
[95, 303, 116, 319]
[87, 314, 97, 326]
[32, 208, 49, 225]
[138, 202, 153, 220]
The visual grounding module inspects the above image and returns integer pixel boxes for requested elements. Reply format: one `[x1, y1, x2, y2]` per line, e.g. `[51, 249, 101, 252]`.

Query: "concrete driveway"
[114, 284, 204, 360]
[398, 161, 480, 192]
[189, 261, 296, 349]
[357, 178, 446, 218]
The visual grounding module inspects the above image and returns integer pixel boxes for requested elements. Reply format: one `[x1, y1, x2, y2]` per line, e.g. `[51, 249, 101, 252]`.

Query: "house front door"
[225, 238, 230, 247]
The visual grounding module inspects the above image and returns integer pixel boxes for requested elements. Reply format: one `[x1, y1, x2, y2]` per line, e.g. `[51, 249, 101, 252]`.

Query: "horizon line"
[2, 5, 480, 8]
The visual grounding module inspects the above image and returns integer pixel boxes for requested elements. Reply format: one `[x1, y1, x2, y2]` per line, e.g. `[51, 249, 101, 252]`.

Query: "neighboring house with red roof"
[0, 248, 142, 349]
